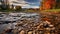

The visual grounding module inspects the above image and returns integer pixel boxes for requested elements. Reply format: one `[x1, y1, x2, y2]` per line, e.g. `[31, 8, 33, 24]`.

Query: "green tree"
[1, 4, 9, 10]
[15, 6, 22, 11]
[56, 0, 60, 9]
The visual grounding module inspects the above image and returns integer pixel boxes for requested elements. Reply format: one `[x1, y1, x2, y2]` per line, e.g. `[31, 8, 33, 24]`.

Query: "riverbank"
[40, 10, 60, 34]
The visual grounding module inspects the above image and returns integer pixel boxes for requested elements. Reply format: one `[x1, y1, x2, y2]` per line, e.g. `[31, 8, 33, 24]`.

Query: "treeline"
[40, 0, 60, 10]
[0, 4, 22, 12]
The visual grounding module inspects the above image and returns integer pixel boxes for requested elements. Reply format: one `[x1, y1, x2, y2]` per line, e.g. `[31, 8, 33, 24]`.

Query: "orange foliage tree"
[40, 0, 56, 10]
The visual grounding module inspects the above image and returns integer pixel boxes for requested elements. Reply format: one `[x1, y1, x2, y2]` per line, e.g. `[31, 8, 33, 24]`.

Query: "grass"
[42, 9, 60, 12]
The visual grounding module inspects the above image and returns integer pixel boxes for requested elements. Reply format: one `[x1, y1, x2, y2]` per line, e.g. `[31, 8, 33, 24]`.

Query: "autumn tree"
[40, 0, 56, 10]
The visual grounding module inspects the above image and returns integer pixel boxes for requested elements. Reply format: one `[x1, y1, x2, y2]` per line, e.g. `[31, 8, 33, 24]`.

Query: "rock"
[19, 30, 25, 34]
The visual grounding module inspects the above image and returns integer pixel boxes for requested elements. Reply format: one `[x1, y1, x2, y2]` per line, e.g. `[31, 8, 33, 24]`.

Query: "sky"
[12, 0, 40, 8]
[0, 0, 41, 8]
[22, 0, 40, 8]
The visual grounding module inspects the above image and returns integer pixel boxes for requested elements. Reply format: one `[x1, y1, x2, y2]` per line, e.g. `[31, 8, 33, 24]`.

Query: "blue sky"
[25, 0, 40, 6]
[1, 0, 40, 8]
[23, 0, 40, 8]
[15, 0, 40, 8]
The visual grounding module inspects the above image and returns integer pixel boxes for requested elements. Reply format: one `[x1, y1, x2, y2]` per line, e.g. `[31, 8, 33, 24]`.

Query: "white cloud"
[31, 6, 39, 8]
[9, 0, 28, 5]
[13, 3, 30, 6]
[0, 2, 2, 5]
[8, 0, 39, 8]
[22, 6, 39, 8]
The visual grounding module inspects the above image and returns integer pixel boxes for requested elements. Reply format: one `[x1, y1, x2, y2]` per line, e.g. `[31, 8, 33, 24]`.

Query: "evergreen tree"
[56, 0, 60, 8]
[15, 6, 22, 11]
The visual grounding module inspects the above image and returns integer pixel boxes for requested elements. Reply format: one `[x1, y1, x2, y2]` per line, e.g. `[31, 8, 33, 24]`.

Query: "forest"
[40, 0, 60, 10]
